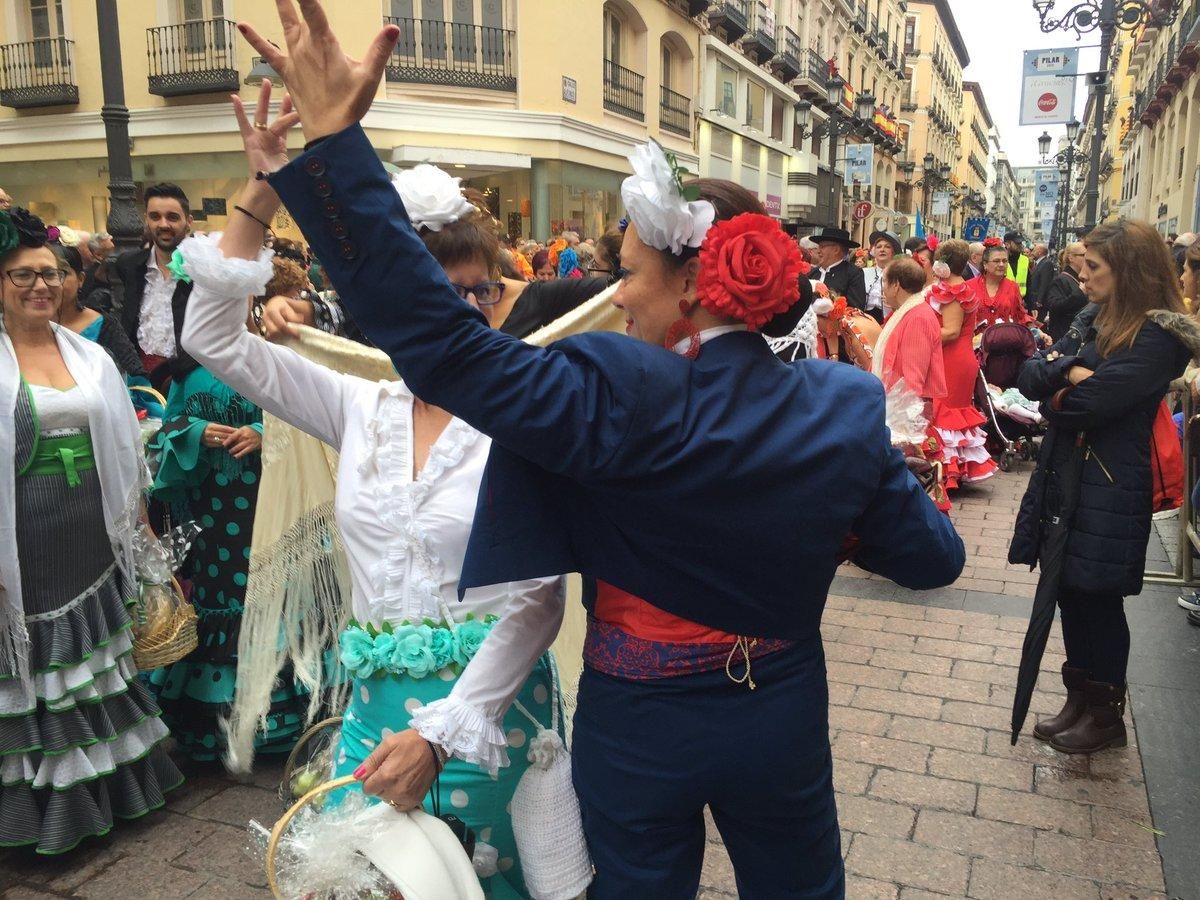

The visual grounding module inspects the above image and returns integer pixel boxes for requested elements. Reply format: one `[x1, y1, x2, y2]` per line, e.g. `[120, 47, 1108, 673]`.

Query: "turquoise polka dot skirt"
[332, 654, 558, 900]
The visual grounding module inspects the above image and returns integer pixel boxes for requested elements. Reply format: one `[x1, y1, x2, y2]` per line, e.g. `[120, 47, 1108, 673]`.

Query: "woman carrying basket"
[0, 208, 182, 854]
[219, 7, 965, 896]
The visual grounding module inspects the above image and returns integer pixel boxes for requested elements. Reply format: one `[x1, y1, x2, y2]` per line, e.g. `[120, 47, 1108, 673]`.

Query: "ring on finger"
[253, 121, 269, 131]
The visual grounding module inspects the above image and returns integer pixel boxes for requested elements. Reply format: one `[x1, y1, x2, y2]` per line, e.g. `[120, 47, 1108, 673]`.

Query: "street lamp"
[1033, 0, 1183, 230]
[1038, 131, 1052, 159]
[95, 0, 143, 254]
[902, 153, 955, 231]
[1065, 117, 1081, 143]
[1038, 125, 1088, 249]
[794, 75, 874, 227]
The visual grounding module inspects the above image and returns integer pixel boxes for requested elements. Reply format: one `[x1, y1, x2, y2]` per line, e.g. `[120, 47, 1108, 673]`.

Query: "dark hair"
[418, 187, 500, 274]
[531, 250, 552, 272]
[935, 239, 971, 277]
[273, 237, 308, 267]
[144, 182, 191, 217]
[981, 245, 1008, 266]
[1087, 220, 1187, 357]
[0, 207, 48, 268]
[661, 179, 766, 269]
[52, 244, 84, 275]
[904, 236, 927, 255]
[885, 257, 927, 295]
[596, 227, 624, 271]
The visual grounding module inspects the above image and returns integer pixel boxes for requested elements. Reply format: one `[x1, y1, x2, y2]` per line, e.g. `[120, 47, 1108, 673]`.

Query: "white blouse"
[177, 236, 564, 773]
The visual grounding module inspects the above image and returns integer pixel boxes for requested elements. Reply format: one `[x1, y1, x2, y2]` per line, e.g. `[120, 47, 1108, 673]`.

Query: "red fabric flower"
[983, 236, 1003, 248]
[926, 234, 940, 252]
[695, 213, 804, 330]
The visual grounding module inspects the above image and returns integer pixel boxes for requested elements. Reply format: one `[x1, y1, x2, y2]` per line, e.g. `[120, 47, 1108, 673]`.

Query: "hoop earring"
[664, 298, 701, 360]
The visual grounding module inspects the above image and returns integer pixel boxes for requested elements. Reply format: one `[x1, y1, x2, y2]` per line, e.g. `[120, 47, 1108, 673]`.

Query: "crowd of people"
[1, 4, 1197, 895]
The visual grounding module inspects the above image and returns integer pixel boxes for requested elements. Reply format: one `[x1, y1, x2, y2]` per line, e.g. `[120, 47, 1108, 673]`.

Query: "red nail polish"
[353, 764, 367, 779]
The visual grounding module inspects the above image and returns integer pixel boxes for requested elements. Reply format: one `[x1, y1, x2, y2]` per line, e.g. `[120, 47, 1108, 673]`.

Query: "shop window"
[711, 127, 735, 160]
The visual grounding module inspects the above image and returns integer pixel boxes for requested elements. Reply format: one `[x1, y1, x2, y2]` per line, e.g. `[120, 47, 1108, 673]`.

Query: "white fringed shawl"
[0, 324, 146, 682]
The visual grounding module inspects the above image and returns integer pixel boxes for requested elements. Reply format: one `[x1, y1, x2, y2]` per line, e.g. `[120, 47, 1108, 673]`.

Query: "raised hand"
[230, 79, 298, 178]
[237, 0, 399, 141]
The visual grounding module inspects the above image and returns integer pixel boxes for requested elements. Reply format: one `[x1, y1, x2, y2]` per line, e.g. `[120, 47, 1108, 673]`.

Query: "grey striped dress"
[0, 383, 183, 855]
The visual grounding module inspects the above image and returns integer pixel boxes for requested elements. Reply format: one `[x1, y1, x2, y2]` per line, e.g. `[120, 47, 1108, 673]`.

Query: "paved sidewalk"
[0, 469, 1182, 898]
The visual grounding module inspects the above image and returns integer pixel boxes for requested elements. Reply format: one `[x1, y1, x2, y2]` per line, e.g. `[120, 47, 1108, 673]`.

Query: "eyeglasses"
[450, 280, 505, 306]
[5, 268, 67, 287]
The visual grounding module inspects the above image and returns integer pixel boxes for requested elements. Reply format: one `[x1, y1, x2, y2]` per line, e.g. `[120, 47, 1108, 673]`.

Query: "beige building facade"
[1117, 4, 1200, 235]
[952, 81, 990, 236]
[896, 0, 967, 237]
[0, 0, 703, 241]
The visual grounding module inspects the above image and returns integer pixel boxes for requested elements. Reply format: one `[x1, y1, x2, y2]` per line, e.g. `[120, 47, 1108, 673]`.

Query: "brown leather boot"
[1049, 681, 1127, 755]
[1032, 665, 1088, 742]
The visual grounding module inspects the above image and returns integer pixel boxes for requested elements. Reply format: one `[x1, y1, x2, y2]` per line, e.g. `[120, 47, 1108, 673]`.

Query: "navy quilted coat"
[1011, 310, 1200, 596]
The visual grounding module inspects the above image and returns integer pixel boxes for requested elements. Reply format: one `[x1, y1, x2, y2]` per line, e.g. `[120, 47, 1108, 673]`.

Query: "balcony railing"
[660, 84, 690, 136]
[0, 37, 78, 108]
[741, 1, 777, 63]
[708, 0, 750, 42]
[854, 3, 868, 32]
[383, 18, 515, 91]
[147, 18, 239, 97]
[604, 58, 645, 121]
[770, 25, 802, 82]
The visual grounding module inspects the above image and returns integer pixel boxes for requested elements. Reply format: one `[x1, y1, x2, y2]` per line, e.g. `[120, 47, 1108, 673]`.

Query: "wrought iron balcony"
[384, 18, 515, 91]
[604, 58, 645, 121]
[866, 15, 880, 46]
[147, 19, 239, 97]
[0, 37, 78, 109]
[686, 0, 712, 16]
[741, 1, 777, 64]
[853, 3, 868, 32]
[796, 47, 830, 99]
[660, 84, 690, 136]
[878, 31, 890, 60]
[770, 26, 802, 82]
[707, 0, 749, 43]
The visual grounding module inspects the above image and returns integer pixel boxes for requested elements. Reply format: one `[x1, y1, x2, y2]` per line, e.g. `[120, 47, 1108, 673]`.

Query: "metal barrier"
[1144, 389, 1199, 586]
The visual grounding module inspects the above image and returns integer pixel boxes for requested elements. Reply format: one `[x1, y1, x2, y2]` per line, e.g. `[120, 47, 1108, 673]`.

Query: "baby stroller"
[974, 322, 1042, 472]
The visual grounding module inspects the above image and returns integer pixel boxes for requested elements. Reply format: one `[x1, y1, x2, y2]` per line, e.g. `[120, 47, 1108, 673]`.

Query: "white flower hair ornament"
[932, 260, 952, 280]
[620, 140, 715, 255]
[391, 163, 477, 232]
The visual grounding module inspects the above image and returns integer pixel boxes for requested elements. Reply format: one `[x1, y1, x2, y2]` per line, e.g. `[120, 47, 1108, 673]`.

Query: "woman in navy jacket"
[224, 10, 964, 897]
[1012, 221, 1200, 755]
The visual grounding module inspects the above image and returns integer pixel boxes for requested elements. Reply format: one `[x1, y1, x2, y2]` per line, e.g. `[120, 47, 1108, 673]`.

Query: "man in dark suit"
[112, 183, 197, 387]
[1026, 242, 1057, 314]
[811, 226, 870, 318]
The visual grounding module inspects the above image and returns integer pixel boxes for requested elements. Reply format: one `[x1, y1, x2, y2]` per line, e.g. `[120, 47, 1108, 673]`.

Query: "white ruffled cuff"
[177, 233, 274, 298]
[409, 696, 510, 777]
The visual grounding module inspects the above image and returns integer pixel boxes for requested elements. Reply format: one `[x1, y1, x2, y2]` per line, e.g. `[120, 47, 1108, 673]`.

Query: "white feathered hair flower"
[621, 141, 715, 255]
[391, 163, 476, 232]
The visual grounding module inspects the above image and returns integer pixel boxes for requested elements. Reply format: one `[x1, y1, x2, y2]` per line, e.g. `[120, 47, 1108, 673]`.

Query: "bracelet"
[234, 204, 272, 231]
[426, 739, 448, 773]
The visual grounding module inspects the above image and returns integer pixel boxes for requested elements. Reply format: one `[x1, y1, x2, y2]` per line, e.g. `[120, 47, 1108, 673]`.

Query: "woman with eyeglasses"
[0, 208, 183, 854]
[1041, 242, 1089, 343]
[176, 130, 561, 897]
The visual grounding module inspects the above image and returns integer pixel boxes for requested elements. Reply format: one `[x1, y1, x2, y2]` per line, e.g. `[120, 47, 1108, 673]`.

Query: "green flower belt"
[338, 616, 498, 681]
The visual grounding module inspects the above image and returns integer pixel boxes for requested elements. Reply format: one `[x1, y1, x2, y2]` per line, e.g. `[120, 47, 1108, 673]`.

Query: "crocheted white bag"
[509, 660, 593, 900]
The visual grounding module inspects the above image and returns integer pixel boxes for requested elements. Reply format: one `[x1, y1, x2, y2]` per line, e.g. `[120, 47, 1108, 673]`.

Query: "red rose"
[695, 213, 804, 330]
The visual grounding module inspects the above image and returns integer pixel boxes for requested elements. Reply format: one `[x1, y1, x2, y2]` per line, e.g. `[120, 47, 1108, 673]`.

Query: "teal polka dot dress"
[146, 367, 307, 762]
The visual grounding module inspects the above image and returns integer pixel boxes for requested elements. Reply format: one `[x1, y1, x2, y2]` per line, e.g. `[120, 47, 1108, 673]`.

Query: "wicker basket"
[279, 716, 344, 802]
[132, 575, 198, 670]
[266, 774, 359, 899]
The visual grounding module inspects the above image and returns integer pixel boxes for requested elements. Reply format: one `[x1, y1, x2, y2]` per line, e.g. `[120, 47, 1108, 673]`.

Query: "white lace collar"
[671, 324, 748, 355]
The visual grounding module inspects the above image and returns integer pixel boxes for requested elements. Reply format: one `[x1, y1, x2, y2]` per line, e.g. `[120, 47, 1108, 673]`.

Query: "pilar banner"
[1020, 49, 1079, 126]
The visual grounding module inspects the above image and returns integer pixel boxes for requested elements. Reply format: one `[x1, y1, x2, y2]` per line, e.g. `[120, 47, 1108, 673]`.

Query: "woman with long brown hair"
[1012, 220, 1200, 754]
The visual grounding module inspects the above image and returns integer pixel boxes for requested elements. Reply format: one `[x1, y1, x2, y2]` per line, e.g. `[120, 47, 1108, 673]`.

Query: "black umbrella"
[1011, 437, 1084, 744]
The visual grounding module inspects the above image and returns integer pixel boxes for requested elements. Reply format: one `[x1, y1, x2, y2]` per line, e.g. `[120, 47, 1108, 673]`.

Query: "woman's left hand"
[356, 728, 439, 810]
[1067, 365, 1095, 385]
[231, 79, 300, 179]
[223, 425, 263, 458]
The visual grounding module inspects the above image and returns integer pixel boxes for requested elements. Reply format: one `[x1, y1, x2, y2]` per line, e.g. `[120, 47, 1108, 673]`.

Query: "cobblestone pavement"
[0, 468, 1171, 898]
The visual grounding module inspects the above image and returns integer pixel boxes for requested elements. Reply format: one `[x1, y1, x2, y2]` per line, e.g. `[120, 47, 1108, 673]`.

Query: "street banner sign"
[932, 191, 951, 217]
[846, 143, 874, 187]
[1035, 169, 1060, 207]
[1020, 49, 1079, 126]
[964, 218, 990, 242]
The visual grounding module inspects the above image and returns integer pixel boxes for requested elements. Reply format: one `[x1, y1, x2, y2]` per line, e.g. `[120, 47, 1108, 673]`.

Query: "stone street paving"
[0, 468, 1179, 898]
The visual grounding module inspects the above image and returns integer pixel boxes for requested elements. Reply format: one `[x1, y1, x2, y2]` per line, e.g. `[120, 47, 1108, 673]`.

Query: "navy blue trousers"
[571, 644, 843, 899]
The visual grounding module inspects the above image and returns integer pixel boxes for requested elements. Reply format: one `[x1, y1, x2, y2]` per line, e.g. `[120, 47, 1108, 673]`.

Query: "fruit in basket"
[292, 766, 323, 798]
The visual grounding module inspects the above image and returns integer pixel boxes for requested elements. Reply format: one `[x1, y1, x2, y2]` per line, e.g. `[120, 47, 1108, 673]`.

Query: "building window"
[179, 0, 225, 21]
[904, 17, 915, 54]
[716, 61, 737, 116]
[1180, 146, 1186, 180]
[28, 0, 66, 38]
[604, 7, 622, 66]
[746, 80, 766, 131]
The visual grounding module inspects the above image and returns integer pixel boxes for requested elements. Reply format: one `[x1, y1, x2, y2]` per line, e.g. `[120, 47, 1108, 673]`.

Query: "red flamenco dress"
[927, 281, 998, 489]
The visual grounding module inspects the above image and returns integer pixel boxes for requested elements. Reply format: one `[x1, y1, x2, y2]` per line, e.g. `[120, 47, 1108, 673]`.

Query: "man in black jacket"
[112, 183, 197, 387]
[810, 226, 868, 316]
[1027, 243, 1057, 313]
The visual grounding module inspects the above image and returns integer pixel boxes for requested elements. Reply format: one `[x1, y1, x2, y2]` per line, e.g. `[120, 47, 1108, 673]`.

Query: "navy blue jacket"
[1011, 309, 1200, 596]
[268, 125, 964, 640]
